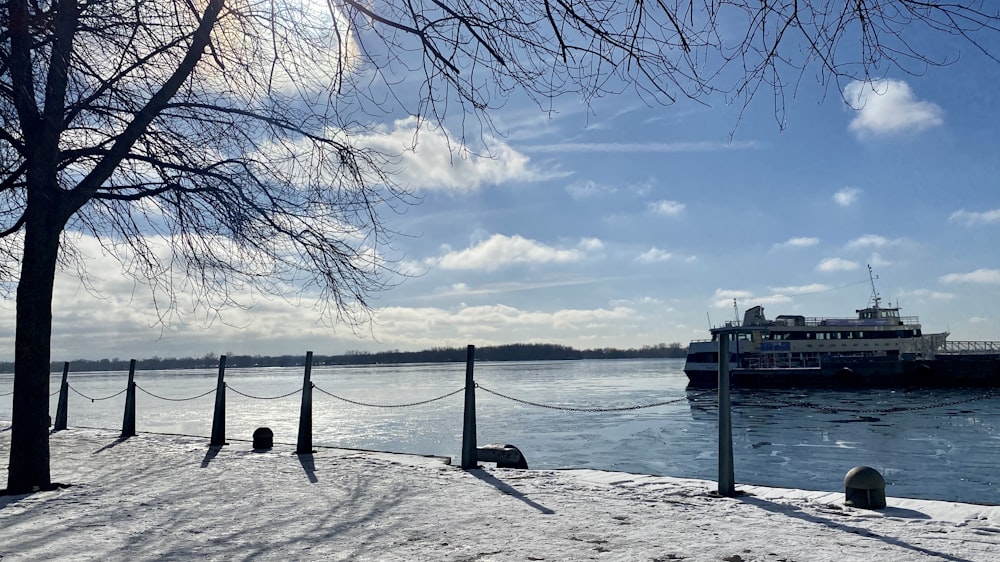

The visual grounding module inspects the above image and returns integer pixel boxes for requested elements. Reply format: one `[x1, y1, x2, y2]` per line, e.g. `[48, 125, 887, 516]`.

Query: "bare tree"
[2, 0, 998, 493]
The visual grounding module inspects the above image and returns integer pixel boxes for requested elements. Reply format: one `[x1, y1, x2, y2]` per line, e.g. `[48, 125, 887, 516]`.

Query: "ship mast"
[867, 264, 881, 309]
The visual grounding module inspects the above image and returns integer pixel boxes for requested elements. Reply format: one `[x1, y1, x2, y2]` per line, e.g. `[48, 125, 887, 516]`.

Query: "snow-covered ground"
[1, 427, 998, 561]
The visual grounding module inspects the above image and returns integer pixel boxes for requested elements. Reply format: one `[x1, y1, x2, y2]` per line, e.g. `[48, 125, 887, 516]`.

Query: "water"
[1, 358, 998, 505]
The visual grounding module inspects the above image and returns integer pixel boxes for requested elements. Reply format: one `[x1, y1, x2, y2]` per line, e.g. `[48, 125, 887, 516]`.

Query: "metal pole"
[53, 362, 69, 431]
[121, 359, 137, 438]
[209, 355, 227, 447]
[296, 351, 314, 455]
[718, 331, 736, 496]
[461, 345, 477, 469]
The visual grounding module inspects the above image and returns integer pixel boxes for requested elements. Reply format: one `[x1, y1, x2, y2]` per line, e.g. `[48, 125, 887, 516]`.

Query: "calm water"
[1, 358, 998, 504]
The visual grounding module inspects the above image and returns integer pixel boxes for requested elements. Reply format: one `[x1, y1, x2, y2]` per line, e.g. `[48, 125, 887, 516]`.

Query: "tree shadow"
[469, 469, 555, 515]
[740, 495, 971, 562]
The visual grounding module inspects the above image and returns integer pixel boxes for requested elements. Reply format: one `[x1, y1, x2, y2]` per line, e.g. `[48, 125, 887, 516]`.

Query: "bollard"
[476, 443, 528, 469]
[844, 466, 886, 509]
[296, 351, 314, 455]
[461, 345, 477, 469]
[53, 362, 69, 431]
[209, 355, 227, 446]
[121, 359, 137, 438]
[253, 427, 274, 450]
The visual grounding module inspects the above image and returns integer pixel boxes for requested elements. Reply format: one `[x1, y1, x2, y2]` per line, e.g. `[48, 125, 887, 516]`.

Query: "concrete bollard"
[844, 466, 886, 509]
[253, 427, 274, 450]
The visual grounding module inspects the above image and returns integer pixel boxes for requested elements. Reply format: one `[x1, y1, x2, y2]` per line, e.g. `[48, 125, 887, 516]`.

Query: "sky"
[3, 9, 1000, 361]
[1, 428, 999, 561]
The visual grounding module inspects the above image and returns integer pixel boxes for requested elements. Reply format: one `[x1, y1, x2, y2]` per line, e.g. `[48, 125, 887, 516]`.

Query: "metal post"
[53, 362, 69, 430]
[461, 345, 477, 470]
[121, 359, 137, 438]
[296, 351, 314, 455]
[718, 331, 736, 496]
[209, 355, 227, 447]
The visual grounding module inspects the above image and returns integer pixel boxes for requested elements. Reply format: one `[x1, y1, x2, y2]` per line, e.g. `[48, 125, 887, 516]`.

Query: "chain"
[313, 383, 464, 408]
[226, 383, 302, 400]
[69, 385, 128, 402]
[1, 389, 13, 397]
[742, 391, 1000, 415]
[476, 384, 711, 412]
[135, 384, 216, 402]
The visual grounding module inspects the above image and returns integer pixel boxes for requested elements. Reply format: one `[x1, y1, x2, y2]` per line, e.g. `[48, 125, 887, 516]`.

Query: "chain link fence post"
[296, 351, 315, 455]
[718, 331, 735, 496]
[461, 345, 477, 469]
[121, 359, 137, 438]
[53, 362, 69, 431]
[210, 355, 227, 447]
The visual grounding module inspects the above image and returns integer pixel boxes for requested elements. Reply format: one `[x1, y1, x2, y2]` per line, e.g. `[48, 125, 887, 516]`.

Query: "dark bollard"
[296, 351, 315, 455]
[461, 345, 477, 469]
[210, 355, 228, 447]
[476, 443, 528, 469]
[53, 362, 70, 431]
[844, 466, 886, 509]
[121, 359, 137, 438]
[253, 427, 274, 450]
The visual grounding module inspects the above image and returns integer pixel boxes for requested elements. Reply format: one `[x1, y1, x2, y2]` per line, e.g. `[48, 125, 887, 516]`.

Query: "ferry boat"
[684, 268, 1000, 388]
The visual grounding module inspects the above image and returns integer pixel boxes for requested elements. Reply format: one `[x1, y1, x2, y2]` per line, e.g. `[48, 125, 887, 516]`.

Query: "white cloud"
[845, 79, 944, 137]
[833, 187, 861, 207]
[648, 200, 686, 217]
[711, 288, 792, 309]
[846, 234, 890, 249]
[522, 140, 760, 153]
[939, 269, 1000, 284]
[772, 237, 819, 250]
[636, 247, 673, 263]
[816, 257, 860, 272]
[949, 208, 1000, 226]
[430, 234, 593, 271]
[565, 180, 618, 199]
[898, 288, 956, 301]
[768, 284, 831, 296]
[358, 117, 556, 192]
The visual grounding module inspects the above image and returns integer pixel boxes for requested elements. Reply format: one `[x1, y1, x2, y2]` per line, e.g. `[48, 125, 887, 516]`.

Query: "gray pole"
[53, 362, 69, 431]
[209, 355, 227, 447]
[296, 351, 314, 455]
[718, 331, 735, 496]
[461, 345, 477, 470]
[121, 359, 137, 438]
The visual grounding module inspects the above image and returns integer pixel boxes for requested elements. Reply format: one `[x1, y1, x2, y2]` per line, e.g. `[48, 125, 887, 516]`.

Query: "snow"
[2, 427, 998, 561]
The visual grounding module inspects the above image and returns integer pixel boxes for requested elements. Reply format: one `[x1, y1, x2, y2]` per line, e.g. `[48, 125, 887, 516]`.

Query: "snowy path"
[1, 428, 998, 561]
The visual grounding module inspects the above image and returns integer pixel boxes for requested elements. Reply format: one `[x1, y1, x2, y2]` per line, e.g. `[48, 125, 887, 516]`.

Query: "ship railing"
[939, 340, 1000, 355]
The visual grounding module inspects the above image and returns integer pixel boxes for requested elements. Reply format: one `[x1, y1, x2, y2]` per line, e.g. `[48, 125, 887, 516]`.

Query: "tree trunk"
[6, 204, 65, 494]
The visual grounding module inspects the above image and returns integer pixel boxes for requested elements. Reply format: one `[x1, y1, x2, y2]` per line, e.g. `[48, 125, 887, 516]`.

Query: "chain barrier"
[1, 389, 13, 397]
[738, 390, 1000, 415]
[313, 383, 464, 408]
[476, 383, 713, 412]
[69, 385, 128, 402]
[135, 384, 216, 402]
[226, 383, 302, 400]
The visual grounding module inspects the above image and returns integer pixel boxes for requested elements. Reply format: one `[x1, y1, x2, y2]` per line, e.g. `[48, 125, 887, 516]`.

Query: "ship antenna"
[733, 298, 740, 323]
[867, 264, 881, 308]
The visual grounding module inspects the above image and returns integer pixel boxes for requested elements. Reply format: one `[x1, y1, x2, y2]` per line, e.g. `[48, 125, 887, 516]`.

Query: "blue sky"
[5, 18, 1000, 362]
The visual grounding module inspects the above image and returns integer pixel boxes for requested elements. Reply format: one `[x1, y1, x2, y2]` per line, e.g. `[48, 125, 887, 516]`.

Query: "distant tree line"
[0, 343, 688, 374]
